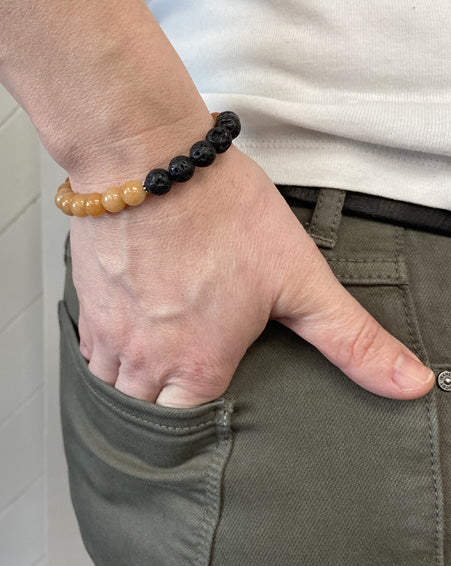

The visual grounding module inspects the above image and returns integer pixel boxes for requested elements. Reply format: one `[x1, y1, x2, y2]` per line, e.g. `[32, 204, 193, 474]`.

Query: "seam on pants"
[326, 256, 407, 283]
[81, 377, 216, 431]
[328, 258, 398, 263]
[395, 228, 444, 566]
[195, 400, 234, 566]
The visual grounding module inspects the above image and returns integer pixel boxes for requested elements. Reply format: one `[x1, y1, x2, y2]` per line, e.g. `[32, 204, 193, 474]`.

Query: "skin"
[0, 0, 434, 407]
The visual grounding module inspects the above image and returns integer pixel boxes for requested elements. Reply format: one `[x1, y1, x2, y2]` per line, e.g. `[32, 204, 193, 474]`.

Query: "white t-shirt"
[147, 0, 451, 211]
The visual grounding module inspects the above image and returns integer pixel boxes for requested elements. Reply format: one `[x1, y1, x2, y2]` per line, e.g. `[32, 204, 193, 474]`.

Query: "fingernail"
[393, 353, 434, 391]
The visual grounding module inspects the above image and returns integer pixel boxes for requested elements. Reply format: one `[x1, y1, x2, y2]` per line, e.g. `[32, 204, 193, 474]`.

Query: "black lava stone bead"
[189, 140, 217, 167]
[215, 111, 241, 139]
[168, 155, 195, 182]
[143, 168, 172, 195]
[206, 126, 233, 154]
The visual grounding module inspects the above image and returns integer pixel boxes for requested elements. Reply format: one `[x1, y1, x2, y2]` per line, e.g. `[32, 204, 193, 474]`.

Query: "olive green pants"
[58, 187, 450, 565]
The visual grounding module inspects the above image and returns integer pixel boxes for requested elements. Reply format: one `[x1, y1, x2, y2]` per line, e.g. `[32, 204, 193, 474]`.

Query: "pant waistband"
[275, 185, 451, 237]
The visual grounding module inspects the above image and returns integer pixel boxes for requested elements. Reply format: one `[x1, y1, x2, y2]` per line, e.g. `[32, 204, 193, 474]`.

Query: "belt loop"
[307, 188, 346, 249]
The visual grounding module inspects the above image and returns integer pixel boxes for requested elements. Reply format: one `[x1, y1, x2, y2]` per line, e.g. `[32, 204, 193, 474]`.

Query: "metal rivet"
[437, 370, 451, 392]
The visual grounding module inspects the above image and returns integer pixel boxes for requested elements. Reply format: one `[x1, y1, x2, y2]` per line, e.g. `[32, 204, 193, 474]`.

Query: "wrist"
[65, 114, 242, 232]
[66, 107, 216, 195]
[69, 142, 244, 247]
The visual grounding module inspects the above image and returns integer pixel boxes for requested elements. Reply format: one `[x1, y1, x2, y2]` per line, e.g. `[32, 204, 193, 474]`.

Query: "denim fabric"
[58, 187, 450, 565]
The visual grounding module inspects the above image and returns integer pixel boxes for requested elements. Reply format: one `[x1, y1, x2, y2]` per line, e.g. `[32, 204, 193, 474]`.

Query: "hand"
[70, 145, 434, 408]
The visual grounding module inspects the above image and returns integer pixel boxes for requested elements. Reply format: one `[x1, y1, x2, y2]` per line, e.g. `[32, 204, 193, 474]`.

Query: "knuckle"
[176, 354, 218, 381]
[345, 314, 382, 370]
[121, 345, 149, 374]
[171, 355, 227, 397]
[84, 313, 126, 352]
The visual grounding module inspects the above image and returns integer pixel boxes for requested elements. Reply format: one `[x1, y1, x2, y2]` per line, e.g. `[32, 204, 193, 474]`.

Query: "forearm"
[0, 0, 212, 191]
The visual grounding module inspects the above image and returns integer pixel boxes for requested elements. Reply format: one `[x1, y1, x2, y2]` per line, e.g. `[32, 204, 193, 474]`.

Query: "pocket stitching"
[78, 373, 217, 433]
[328, 258, 398, 263]
[194, 404, 234, 566]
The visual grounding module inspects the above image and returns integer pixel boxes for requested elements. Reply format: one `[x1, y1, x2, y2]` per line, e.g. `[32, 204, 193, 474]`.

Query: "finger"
[116, 356, 230, 407]
[88, 348, 120, 385]
[155, 384, 194, 408]
[154, 379, 228, 408]
[114, 364, 163, 403]
[272, 233, 434, 400]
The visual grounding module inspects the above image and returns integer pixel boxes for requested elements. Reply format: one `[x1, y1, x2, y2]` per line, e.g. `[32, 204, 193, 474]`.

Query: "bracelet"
[55, 110, 241, 217]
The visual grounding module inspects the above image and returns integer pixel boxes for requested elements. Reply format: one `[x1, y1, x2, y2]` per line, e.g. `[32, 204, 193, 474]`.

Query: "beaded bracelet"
[55, 110, 241, 217]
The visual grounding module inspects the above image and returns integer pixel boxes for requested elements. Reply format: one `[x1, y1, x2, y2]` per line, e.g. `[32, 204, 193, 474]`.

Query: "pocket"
[58, 299, 233, 566]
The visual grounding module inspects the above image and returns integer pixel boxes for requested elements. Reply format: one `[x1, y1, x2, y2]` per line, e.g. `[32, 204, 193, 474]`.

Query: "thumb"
[272, 235, 434, 400]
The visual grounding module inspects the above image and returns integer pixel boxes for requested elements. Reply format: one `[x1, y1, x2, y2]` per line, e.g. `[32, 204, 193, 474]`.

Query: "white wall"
[0, 86, 45, 565]
[41, 146, 92, 566]
[0, 83, 93, 566]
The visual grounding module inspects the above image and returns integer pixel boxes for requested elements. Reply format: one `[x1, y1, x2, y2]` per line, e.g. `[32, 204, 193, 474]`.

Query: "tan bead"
[60, 192, 75, 215]
[71, 193, 88, 217]
[121, 180, 147, 206]
[101, 186, 126, 213]
[211, 112, 220, 122]
[58, 182, 71, 192]
[85, 192, 106, 216]
[55, 189, 72, 210]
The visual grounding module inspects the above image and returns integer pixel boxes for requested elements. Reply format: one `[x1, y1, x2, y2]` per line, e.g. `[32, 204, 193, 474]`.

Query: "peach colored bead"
[55, 190, 72, 210]
[101, 186, 126, 213]
[71, 194, 88, 217]
[121, 180, 147, 206]
[58, 182, 71, 192]
[85, 192, 106, 217]
[56, 189, 72, 204]
[60, 192, 75, 215]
